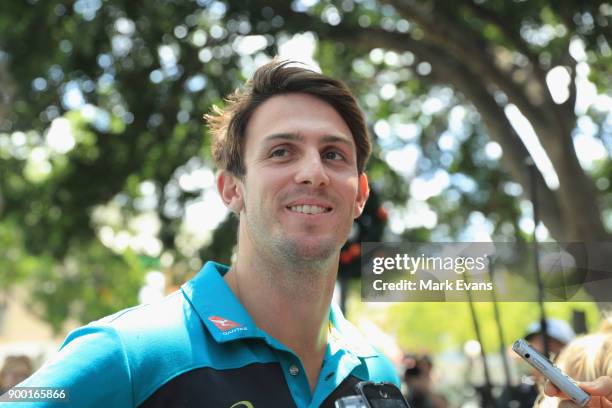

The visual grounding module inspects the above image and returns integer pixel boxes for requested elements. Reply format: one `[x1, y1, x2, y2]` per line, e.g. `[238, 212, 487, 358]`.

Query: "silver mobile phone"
[512, 338, 590, 407]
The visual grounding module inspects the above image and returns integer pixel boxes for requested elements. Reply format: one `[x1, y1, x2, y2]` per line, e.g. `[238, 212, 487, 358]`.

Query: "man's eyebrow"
[320, 135, 354, 149]
[262, 133, 304, 143]
[262, 133, 354, 148]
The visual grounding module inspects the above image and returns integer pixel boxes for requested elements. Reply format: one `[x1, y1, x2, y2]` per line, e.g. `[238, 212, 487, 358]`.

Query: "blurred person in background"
[536, 317, 612, 408]
[498, 318, 575, 407]
[0, 355, 33, 395]
[512, 318, 576, 407]
[403, 353, 448, 408]
[524, 318, 576, 363]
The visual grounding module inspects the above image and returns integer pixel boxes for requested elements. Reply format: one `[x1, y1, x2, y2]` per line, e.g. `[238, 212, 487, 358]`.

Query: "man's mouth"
[287, 205, 333, 215]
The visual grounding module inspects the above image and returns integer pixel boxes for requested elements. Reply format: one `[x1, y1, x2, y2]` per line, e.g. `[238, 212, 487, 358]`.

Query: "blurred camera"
[335, 381, 411, 408]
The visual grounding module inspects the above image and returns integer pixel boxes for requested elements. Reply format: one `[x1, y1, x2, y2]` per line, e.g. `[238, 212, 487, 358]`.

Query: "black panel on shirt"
[139, 362, 364, 408]
[139, 362, 296, 408]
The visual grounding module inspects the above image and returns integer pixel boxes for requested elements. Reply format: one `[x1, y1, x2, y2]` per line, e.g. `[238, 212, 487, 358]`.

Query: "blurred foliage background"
[0, 0, 610, 349]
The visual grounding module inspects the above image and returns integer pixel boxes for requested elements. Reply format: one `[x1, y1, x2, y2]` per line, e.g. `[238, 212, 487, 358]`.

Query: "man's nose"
[294, 151, 330, 187]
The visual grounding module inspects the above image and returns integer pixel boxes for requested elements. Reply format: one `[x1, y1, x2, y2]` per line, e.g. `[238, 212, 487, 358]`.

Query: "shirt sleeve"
[2, 325, 133, 408]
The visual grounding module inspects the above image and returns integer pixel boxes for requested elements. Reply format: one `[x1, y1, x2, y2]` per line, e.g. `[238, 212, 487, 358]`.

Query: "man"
[5, 60, 398, 407]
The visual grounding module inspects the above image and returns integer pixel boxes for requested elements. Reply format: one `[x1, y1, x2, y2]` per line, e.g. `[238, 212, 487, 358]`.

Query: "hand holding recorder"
[544, 376, 612, 408]
[512, 339, 591, 407]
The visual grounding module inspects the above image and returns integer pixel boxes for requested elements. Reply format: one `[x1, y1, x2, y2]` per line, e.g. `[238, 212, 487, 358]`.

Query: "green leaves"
[0, 0, 610, 331]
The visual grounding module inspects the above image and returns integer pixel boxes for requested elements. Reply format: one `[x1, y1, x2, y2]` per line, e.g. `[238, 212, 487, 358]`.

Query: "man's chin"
[280, 237, 338, 262]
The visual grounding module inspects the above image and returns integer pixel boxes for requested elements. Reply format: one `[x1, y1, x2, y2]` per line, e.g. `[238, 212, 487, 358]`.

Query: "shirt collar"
[181, 261, 263, 343]
[329, 302, 377, 358]
[182, 261, 377, 357]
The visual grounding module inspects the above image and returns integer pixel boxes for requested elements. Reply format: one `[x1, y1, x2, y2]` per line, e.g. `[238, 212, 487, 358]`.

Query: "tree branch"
[422, 50, 568, 240]
[0, 57, 16, 131]
[456, 0, 550, 93]
[560, 52, 578, 133]
[381, 0, 552, 126]
[384, 3, 597, 216]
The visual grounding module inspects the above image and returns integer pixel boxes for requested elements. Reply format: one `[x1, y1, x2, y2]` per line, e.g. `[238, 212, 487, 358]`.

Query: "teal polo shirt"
[7, 261, 399, 407]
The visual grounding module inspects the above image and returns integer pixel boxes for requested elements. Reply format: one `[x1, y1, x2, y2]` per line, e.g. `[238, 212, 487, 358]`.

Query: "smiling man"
[206, 60, 399, 406]
[8, 60, 398, 408]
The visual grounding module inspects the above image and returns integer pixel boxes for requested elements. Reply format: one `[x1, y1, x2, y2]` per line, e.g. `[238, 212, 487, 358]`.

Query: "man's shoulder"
[60, 290, 196, 360]
[18, 290, 211, 407]
[91, 290, 191, 344]
[80, 290, 213, 401]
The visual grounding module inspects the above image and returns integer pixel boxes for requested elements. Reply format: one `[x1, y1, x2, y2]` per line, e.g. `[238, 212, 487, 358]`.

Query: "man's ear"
[353, 173, 370, 218]
[217, 170, 244, 214]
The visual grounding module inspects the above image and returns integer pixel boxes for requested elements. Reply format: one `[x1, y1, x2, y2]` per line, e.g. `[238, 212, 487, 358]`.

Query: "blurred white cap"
[525, 318, 576, 344]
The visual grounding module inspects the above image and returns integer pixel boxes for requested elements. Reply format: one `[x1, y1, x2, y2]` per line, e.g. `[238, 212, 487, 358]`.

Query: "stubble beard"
[245, 211, 343, 294]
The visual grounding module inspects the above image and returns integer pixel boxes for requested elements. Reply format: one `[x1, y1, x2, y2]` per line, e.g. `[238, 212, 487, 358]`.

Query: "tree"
[0, 0, 246, 330]
[0, 0, 610, 331]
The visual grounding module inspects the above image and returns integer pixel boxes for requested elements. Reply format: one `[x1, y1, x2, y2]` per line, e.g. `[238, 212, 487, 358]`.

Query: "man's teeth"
[288, 205, 329, 214]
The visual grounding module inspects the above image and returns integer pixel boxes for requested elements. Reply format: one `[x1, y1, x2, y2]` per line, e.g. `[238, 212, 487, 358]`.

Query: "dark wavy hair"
[205, 59, 371, 176]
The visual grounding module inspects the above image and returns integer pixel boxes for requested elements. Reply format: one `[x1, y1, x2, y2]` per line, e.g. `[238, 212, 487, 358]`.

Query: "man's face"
[222, 93, 368, 263]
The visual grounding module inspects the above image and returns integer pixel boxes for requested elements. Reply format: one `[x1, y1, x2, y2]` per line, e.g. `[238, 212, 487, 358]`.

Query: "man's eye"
[270, 148, 289, 157]
[323, 151, 344, 161]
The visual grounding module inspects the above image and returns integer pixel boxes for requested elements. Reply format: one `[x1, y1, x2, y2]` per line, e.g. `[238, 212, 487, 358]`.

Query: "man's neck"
[225, 247, 339, 391]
